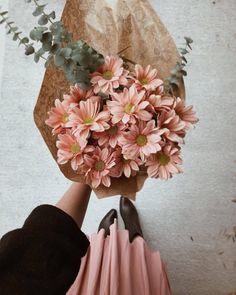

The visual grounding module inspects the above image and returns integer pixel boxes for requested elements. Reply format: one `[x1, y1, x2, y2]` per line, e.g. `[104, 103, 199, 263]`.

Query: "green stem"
[122, 56, 136, 65]
[117, 46, 131, 55]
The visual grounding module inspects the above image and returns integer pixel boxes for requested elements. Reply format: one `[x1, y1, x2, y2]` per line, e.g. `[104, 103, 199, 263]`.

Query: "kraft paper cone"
[34, 0, 185, 199]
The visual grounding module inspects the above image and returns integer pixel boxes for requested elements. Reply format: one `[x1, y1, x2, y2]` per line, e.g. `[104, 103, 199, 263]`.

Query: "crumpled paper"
[34, 0, 185, 200]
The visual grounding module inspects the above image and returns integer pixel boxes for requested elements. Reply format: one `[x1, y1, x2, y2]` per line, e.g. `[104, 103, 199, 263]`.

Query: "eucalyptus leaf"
[179, 48, 189, 55]
[45, 55, 53, 68]
[54, 54, 65, 66]
[184, 36, 193, 44]
[25, 46, 35, 55]
[180, 69, 187, 76]
[42, 42, 52, 51]
[60, 47, 72, 58]
[20, 37, 29, 45]
[33, 5, 46, 17]
[11, 26, 18, 32]
[42, 32, 52, 43]
[38, 15, 48, 25]
[34, 52, 40, 63]
[13, 32, 21, 41]
[50, 43, 59, 54]
[34, 47, 45, 62]
[30, 28, 43, 41]
[49, 11, 56, 20]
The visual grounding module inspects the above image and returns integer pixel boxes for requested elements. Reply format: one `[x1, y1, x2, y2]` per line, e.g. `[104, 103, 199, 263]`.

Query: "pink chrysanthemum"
[91, 56, 128, 94]
[45, 99, 71, 135]
[173, 97, 198, 130]
[93, 122, 126, 148]
[132, 64, 163, 91]
[82, 147, 116, 188]
[158, 110, 186, 144]
[63, 84, 100, 106]
[110, 148, 142, 178]
[56, 131, 94, 171]
[107, 85, 152, 124]
[148, 94, 174, 113]
[146, 144, 182, 180]
[67, 99, 110, 139]
[152, 83, 165, 96]
[120, 120, 164, 161]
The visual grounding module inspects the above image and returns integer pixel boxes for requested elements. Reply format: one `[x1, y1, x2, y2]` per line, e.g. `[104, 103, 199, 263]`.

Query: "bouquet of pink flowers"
[45, 55, 198, 189]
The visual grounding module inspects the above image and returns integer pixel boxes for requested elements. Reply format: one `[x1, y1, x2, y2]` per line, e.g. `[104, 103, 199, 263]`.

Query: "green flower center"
[124, 103, 135, 114]
[158, 154, 170, 166]
[140, 78, 149, 85]
[84, 117, 93, 124]
[103, 71, 113, 80]
[136, 134, 147, 147]
[70, 143, 81, 154]
[122, 157, 130, 164]
[62, 112, 69, 123]
[95, 160, 105, 172]
[107, 125, 118, 135]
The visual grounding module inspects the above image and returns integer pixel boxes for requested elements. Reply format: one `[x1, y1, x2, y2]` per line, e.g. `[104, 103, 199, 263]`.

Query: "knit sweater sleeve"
[0, 205, 89, 295]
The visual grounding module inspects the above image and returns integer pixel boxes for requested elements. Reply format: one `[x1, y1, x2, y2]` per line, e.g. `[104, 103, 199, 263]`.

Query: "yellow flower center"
[103, 71, 113, 80]
[95, 160, 105, 172]
[107, 125, 118, 135]
[140, 78, 149, 85]
[124, 103, 135, 114]
[62, 112, 69, 123]
[70, 143, 81, 154]
[158, 154, 170, 166]
[136, 134, 147, 147]
[84, 117, 93, 124]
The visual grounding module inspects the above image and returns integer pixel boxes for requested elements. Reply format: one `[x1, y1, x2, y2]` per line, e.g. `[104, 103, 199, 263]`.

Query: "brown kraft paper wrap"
[34, 0, 185, 200]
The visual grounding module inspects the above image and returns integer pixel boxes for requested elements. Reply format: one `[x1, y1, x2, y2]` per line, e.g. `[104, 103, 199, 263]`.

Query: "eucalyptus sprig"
[26, 0, 104, 88]
[26, 0, 55, 25]
[0, 10, 44, 58]
[0, 1, 104, 89]
[165, 36, 193, 95]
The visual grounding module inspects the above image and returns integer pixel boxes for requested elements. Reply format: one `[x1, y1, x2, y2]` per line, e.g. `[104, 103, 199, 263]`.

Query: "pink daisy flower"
[148, 94, 174, 113]
[132, 64, 163, 91]
[107, 85, 152, 124]
[91, 56, 128, 94]
[63, 84, 100, 107]
[67, 99, 110, 139]
[82, 147, 116, 188]
[152, 83, 165, 96]
[146, 144, 182, 180]
[110, 148, 142, 178]
[93, 122, 126, 148]
[56, 131, 94, 171]
[158, 110, 186, 144]
[173, 97, 199, 130]
[120, 120, 164, 161]
[45, 99, 71, 135]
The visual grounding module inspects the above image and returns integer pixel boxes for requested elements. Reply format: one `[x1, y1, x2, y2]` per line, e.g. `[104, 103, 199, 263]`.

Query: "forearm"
[56, 183, 92, 228]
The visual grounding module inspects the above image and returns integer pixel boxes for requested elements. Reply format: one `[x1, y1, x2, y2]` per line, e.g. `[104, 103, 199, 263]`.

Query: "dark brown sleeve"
[0, 205, 90, 295]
